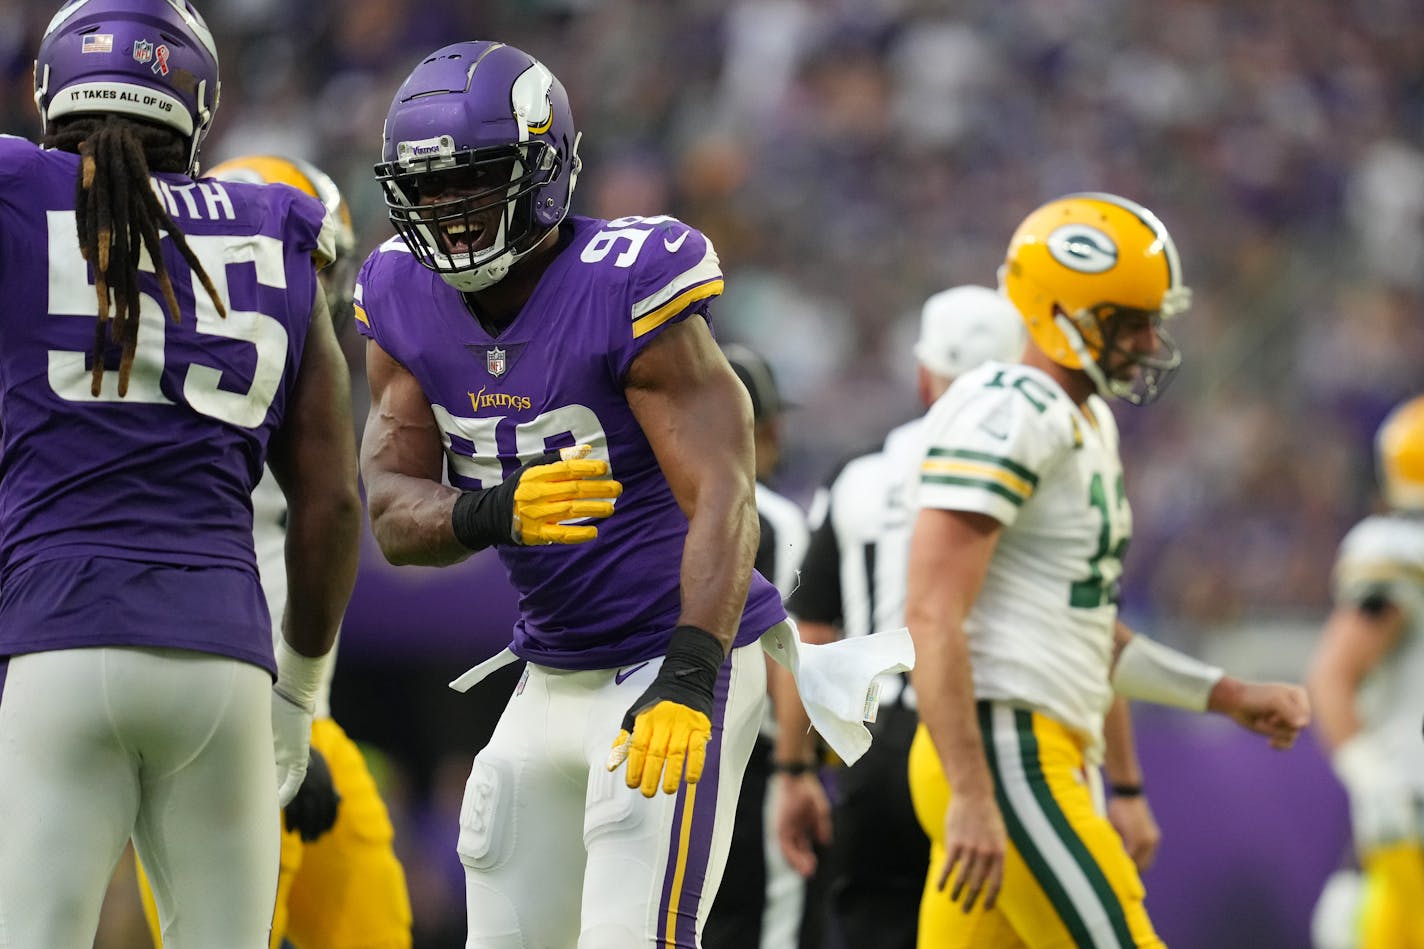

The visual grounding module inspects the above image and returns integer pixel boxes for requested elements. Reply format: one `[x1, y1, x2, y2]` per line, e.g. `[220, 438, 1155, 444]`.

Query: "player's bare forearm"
[360, 340, 474, 567]
[362, 462, 471, 567]
[771, 658, 816, 764]
[912, 610, 993, 794]
[269, 288, 361, 656]
[1307, 604, 1400, 751]
[906, 508, 1001, 797]
[677, 483, 757, 651]
[283, 490, 360, 655]
[772, 619, 834, 763]
[628, 316, 758, 652]
[1109, 619, 1136, 671]
[1306, 668, 1361, 755]
[1102, 697, 1144, 789]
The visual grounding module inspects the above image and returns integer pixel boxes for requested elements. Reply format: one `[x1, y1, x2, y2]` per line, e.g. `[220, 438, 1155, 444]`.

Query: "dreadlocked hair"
[44, 115, 227, 397]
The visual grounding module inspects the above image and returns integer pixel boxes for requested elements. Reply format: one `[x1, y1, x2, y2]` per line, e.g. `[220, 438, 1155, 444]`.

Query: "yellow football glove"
[607, 626, 725, 797]
[451, 445, 622, 549]
[512, 447, 622, 545]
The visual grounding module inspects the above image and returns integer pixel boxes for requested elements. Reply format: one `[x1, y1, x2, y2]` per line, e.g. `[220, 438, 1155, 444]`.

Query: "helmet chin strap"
[436, 218, 557, 294]
[441, 256, 510, 293]
[1054, 309, 1120, 402]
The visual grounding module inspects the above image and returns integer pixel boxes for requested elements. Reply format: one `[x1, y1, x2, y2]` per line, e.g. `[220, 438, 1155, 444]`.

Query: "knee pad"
[457, 757, 512, 871]
[578, 922, 647, 949]
[584, 761, 643, 845]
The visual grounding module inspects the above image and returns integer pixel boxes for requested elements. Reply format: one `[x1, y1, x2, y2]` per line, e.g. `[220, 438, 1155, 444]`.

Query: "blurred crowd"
[7, 0, 1423, 944]
[5, 0, 1423, 625]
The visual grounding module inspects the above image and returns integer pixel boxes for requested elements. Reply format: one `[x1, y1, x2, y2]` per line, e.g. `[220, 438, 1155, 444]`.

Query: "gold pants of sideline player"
[908, 704, 1163, 949]
[1358, 841, 1424, 949]
[137, 717, 412, 949]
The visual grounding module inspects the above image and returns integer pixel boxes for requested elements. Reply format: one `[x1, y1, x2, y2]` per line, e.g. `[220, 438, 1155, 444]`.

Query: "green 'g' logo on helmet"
[1046, 224, 1118, 274]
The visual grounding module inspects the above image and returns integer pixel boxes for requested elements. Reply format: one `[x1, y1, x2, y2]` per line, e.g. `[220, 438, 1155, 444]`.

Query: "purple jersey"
[0, 136, 326, 672]
[355, 214, 787, 669]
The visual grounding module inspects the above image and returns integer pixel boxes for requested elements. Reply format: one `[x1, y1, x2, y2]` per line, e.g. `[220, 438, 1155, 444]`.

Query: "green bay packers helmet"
[1001, 192, 1190, 404]
[207, 154, 357, 327]
[1377, 394, 1424, 510]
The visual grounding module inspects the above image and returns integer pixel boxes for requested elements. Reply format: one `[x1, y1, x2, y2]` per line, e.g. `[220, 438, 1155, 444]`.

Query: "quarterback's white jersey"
[253, 469, 337, 719]
[1333, 513, 1424, 795]
[909, 362, 1128, 760]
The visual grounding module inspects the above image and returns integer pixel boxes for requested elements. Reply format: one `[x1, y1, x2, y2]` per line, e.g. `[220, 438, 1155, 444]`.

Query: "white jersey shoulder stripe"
[376, 233, 413, 255]
[630, 239, 722, 322]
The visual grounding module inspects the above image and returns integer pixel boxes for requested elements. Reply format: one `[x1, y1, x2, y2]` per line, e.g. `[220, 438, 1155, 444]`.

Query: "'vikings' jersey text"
[355, 214, 786, 669]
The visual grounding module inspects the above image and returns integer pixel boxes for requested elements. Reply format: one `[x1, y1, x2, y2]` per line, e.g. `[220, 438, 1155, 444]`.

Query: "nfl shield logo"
[132, 39, 153, 64]
[486, 347, 507, 378]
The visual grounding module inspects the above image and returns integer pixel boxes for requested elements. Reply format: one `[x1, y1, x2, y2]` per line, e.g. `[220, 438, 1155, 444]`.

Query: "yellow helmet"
[207, 154, 357, 325]
[1376, 395, 1424, 511]
[1001, 192, 1190, 404]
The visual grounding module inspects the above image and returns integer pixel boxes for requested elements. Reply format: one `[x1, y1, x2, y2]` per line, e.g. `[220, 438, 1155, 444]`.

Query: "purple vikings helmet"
[375, 41, 582, 292]
[33, 0, 221, 175]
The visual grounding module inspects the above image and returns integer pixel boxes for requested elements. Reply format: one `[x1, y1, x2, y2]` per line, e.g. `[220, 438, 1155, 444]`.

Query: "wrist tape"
[1111, 634, 1223, 712]
[275, 636, 334, 711]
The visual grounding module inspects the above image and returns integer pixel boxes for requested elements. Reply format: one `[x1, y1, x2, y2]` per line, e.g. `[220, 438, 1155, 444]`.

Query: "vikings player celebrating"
[355, 39, 832, 948]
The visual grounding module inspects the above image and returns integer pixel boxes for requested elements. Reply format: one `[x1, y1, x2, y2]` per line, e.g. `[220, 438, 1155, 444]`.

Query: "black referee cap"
[722, 343, 790, 422]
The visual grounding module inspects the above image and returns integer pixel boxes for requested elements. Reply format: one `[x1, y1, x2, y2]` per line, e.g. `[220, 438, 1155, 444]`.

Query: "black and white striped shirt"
[786, 418, 924, 708]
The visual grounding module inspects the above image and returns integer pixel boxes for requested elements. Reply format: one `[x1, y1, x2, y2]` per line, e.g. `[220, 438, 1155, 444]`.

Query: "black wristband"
[663, 624, 727, 685]
[1109, 782, 1144, 798]
[619, 625, 726, 732]
[451, 486, 513, 551]
[772, 760, 817, 776]
[450, 451, 562, 551]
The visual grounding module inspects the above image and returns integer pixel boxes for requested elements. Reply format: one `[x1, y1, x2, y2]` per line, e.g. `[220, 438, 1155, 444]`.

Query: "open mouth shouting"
[439, 217, 489, 256]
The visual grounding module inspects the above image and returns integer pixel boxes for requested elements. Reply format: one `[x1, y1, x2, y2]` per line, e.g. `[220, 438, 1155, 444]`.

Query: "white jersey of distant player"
[910, 362, 1128, 761]
[821, 416, 926, 708]
[253, 468, 336, 719]
[1333, 513, 1424, 796]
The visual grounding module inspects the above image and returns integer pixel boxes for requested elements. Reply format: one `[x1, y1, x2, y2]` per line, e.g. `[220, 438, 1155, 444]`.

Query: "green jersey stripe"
[921, 474, 1025, 506]
[927, 447, 1039, 486]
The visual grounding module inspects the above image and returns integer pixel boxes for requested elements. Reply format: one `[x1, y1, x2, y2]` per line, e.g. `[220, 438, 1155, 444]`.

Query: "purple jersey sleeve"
[356, 215, 785, 669]
[604, 216, 724, 378]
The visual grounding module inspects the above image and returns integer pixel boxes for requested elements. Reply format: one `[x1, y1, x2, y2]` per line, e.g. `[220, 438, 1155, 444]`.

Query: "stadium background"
[4, 0, 1422, 945]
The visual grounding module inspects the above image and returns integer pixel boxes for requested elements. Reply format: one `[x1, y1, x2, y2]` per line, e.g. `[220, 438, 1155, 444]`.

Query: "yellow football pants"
[908, 703, 1163, 948]
[1358, 841, 1424, 949]
[138, 717, 412, 949]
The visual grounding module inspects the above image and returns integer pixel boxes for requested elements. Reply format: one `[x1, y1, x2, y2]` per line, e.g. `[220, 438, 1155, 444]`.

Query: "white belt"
[447, 623, 917, 768]
[448, 647, 518, 693]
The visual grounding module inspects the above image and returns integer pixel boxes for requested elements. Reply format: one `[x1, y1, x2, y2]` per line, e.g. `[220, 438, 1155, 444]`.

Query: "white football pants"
[0, 647, 279, 948]
[460, 639, 767, 948]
